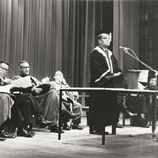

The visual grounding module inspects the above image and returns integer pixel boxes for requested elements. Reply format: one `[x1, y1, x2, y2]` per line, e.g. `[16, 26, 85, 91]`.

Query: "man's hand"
[42, 76, 50, 83]
[0, 77, 12, 85]
[4, 78, 12, 85]
[62, 79, 67, 85]
[155, 70, 158, 77]
[31, 86, 43, 94]
[113, 72, 122, 77]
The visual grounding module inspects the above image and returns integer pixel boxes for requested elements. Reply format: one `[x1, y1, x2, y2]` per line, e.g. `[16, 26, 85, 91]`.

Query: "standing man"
[89, 33, 125, 135]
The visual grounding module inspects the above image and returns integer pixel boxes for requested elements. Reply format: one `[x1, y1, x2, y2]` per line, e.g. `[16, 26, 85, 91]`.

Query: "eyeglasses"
[101, 38, 111, 40]
[0, 66, 8, 72]
[55, 73, 63, 76]
[20, 66, 30, 69]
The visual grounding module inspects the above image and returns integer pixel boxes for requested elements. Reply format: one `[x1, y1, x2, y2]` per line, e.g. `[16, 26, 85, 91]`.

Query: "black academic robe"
[89, 46, 124, 131]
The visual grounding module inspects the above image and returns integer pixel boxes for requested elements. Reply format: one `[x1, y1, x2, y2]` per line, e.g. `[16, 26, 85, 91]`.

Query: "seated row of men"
[117, 76, 158, 129]
[0, 60, 83, 141]
[0, 60, 156, 140]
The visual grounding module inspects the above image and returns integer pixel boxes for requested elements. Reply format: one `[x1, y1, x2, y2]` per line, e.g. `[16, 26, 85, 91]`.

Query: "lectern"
[126, 70, 141, 89]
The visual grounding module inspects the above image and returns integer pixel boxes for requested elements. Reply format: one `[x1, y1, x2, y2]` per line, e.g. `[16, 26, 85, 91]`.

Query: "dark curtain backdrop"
[0, 0, 139, 87]
[113, 0, 139, 74]
[0, 0, 114, 87]
[0, 0, 98, 87]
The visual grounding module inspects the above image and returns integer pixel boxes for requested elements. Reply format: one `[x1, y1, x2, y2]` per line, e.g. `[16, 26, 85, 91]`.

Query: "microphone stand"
[121, 47, 158, 140]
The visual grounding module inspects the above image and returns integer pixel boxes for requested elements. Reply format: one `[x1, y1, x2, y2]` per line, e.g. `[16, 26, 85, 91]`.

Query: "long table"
[58, 87, 157, 145]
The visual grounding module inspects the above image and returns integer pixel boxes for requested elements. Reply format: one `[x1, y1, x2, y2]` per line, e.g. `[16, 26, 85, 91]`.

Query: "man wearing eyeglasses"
[0, 61, 36, 140]
[0, 61, 13, 141]
[89, 33, 135, 135]
[12, 61, 80, 133]
[0, 61, 11, 85]
[52, 71, 83, 130]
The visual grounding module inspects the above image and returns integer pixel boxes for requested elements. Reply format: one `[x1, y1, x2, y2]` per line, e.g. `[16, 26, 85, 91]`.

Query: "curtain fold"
[0, 0, 108, 87]
[113, 0, 139, 74]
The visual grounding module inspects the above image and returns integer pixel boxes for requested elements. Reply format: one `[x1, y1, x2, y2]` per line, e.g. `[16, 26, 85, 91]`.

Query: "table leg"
[102, 134, 105, 145]
[152, 93, 157, 138]
[102, 127, 105, 145]
[58, 90, 62, 140]
[122, 96, 126, 126]
[112, 124, 116, 135]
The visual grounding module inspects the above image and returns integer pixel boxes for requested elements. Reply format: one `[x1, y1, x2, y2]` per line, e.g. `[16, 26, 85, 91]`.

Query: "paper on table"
[138, 82, 145, 90]
[42, 77, 50, 83]
[12, 76, 32, 88]
[139, 70, 149, 83]
[0, 84, 14, 93]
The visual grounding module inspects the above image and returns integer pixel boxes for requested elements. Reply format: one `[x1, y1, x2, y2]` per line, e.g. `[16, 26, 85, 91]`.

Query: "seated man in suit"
[123, 75, 157, 127]
[12, 60, 80, 133]
[0, 61, 36, 139]
[0, 61, 14, 141]
[125, 94, 148, 119]
[144, 75, 158, 123]
[145, 76, 157, 90]
[50, 71, 83, 130]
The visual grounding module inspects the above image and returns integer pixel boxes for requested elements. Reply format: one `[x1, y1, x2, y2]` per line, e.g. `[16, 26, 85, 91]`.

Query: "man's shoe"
[45, 120, 53, 125]
[72, 124, 83, 130]
[116, 123, 123, 128]
[37, 114, 53, 126]
[126, 111, 137, 118]
[129, 112, 137, 118]
[38, 119, 53, 128]
[50, 125, 64, 133]
[17, 129, 34, 138]
[63, 124, 70, 130]
[0, 129, 17, 138]
[0, 137, 6, 141]
[5, 129, 17, 138]
[25, 128, 35, 136]
[28, 131, 35, 136]
[89, 129, 109, 135]
[61, 110, 80, 119]
[38, 119, 47, 128]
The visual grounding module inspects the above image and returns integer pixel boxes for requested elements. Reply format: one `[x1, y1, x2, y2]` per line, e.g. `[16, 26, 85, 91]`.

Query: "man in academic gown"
[12, 61, 80, 133]
[89, 33, 125, 135]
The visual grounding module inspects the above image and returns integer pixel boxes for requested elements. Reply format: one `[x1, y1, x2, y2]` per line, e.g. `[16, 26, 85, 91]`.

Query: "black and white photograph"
[0, 0, 158, 157]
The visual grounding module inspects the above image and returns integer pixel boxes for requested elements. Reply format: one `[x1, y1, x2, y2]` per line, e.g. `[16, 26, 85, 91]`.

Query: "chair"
[121, 69, 149, 126]
[72, 91, 90, 125]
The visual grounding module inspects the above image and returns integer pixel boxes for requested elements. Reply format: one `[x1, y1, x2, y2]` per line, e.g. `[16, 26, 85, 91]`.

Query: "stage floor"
[0, 117, 158, 158]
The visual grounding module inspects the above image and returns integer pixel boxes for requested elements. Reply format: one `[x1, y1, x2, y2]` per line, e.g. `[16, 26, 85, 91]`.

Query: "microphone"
[119, 46, 129, 50]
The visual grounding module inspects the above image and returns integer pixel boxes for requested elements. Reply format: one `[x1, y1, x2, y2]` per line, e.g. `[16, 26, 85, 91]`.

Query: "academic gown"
[89, 46, 124, 131]
[12, 75, 59, 126]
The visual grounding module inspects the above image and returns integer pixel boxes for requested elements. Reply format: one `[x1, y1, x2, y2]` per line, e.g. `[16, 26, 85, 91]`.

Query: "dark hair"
[97, 34, 103, 40]
[97, 33, 109, 41]
[0, 61, 9, 66]
[148, 71, 156, 83]
[18, 60, 28, 66]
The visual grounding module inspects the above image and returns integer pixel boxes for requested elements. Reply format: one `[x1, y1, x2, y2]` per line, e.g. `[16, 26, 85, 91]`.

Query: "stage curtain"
[139, 1, 158, 74]
[113, 0, 139, 74]
[0, 0, 97, 87]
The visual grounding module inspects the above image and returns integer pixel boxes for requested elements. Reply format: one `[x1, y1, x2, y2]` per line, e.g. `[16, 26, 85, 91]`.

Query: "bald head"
[54, 71, 63, 76]
[54, 71, 64, 83]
